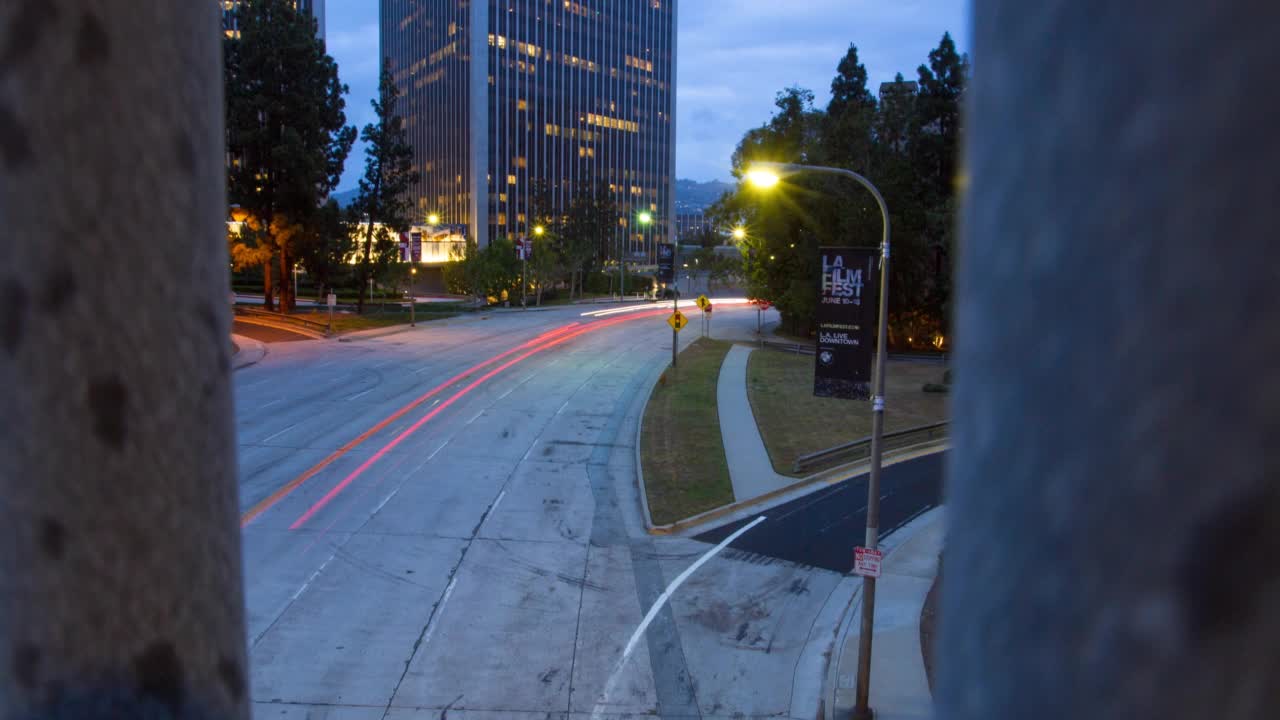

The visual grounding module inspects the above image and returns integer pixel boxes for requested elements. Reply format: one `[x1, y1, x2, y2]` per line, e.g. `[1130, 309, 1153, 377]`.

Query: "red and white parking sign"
[853, 546, 883, 578]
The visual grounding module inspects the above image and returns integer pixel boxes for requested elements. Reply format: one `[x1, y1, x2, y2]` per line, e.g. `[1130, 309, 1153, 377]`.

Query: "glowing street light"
[427, 213, 440, 225]
[637, 211, 653, 225]
[534, 225, 546, 236]
[746, 168, 781, 189]
[732, 226, 747, 240]
[409, 266, 419, 325]
[749, 160, 891, 720]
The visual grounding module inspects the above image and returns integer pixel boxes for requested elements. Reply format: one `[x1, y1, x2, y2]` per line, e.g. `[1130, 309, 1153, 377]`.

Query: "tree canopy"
[225, 0, 355, 312]
[708, 34, 968, 346]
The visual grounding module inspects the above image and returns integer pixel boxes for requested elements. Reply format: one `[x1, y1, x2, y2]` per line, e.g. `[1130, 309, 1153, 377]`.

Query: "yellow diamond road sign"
[696, 294, 710, 310]
[668, 310, 689, 331]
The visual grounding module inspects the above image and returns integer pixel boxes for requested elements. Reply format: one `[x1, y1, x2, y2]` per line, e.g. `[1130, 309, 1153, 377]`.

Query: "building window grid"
[388, 0, 671, 250]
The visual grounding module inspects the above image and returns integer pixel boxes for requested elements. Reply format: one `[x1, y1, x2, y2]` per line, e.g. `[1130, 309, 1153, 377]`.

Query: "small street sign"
[668, 310, 689, 332]
[696, 294, 710, 311]
[327, 292, 337, 308]
[853, 546, 883, 578]
[704, 303, 713, 314]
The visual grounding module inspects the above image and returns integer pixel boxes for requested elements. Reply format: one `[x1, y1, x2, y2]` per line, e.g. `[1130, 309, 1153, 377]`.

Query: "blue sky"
[324, 1, 969, 191]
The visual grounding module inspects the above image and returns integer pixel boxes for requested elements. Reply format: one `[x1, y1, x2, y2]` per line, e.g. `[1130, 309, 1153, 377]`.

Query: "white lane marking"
[590, 515, 767, 720]
[292, 553, 336, 600]
[623, 515, 766, 659]
[520, 440, 539, 462]
[420, 578, 458, 648]
[261, 423, 297, 443]
[427, 439, 451, 461]
[497, 385, 518, 400]
[347, 388, 376, 401]
[465, 410, 485, 426]
[259, 399, 284, 410]
[371, 489, 399, 516]
[488, 489, 507, 517]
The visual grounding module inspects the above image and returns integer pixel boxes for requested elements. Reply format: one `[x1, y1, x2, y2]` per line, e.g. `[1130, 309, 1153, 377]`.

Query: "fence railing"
[792, 421, 949, 474]
[234, 306, 330, 334]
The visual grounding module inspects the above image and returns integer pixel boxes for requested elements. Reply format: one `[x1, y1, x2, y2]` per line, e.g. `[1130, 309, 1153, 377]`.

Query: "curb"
[230, 334, 267, 371]
[633, 353, 671, 533]
[823, 505, 945, 720]
[645, 439, 949, 537]
[232, 315, 328, 340]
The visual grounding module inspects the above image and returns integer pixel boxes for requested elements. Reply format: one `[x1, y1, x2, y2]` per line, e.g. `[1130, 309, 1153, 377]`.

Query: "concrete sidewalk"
[230, 333, 266, 370]
[830, 506, 944, 720]
[717, 344, 796, 501]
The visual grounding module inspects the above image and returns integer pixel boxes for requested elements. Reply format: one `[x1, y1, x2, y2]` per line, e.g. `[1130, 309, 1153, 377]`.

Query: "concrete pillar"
[0, 3, 248, 719]
[940, 2, 1280, 718]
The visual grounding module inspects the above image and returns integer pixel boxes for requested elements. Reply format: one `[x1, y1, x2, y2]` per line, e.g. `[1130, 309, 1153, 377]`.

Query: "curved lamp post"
[748, 161, 890, 720]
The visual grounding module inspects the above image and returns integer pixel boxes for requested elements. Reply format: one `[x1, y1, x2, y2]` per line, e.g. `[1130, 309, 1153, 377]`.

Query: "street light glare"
[637, 211, 653, 225]
[534, 225, 545, 236]
[732, 226, 746, 240]
[427, 213, 440, 225]
[746, 168, 781, 189]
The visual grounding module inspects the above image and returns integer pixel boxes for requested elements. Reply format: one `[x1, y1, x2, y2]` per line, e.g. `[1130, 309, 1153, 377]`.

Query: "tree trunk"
[277, 246, 291, 314]
[1, 4, 249, 718]
[263, 255, 274, 312]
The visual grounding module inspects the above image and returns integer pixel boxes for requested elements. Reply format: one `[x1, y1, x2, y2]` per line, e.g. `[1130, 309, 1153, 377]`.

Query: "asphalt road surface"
[232, 300, 943, 718]
[696, 452, 946, 573]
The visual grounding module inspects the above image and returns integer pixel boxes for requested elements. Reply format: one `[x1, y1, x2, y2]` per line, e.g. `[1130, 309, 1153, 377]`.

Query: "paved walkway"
[717, 344, 796, 501]
[831, 506, 944, 720]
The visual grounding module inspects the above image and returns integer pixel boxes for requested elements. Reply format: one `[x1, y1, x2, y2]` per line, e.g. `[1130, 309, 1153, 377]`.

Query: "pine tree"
[353, 59, 420, 314]
[225, 0, 355, 313]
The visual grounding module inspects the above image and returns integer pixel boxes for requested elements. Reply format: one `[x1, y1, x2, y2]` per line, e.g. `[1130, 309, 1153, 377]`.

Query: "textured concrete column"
[0, 3, 248, 719]
[940, 2, 1280, 718]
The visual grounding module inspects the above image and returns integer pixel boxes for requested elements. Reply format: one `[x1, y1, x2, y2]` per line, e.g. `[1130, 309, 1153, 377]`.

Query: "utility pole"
[1, 4, 249, 718]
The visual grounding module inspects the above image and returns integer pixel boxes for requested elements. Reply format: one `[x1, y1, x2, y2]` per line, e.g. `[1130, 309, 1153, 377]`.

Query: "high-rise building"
[382, 0, 676, 255]
[222, 0, 326, 40]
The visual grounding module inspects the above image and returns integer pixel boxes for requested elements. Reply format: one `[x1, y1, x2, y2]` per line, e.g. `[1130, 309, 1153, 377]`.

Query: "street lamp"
[409, 267, 417, 326]
[534, 225, 545, 236]
[749, 161, 891, 720]
[732, 226, 747, 241]
[427, 213, 440, 226]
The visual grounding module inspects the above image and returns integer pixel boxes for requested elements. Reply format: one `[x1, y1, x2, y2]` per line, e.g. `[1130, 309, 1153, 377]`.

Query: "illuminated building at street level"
[382, 0, 676, 257]
[221, 0, 326, 40]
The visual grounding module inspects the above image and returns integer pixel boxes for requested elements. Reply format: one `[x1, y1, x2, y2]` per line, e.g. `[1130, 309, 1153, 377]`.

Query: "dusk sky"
[324, 1, 969, 191]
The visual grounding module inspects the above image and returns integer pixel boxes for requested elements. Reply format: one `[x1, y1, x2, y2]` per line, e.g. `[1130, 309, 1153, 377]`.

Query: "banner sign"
[657, 243, 676, 284]
[814, 247, 879, 400]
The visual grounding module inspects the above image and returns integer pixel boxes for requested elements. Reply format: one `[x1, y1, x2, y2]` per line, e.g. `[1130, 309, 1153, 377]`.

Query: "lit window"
[515, 156, 527, 168]
[507, 175, 517, 185]
[516, 99, 528, 111]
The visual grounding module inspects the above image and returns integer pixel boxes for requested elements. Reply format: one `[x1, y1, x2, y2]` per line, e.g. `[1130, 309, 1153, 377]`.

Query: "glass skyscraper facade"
[382, 0, 676, 254]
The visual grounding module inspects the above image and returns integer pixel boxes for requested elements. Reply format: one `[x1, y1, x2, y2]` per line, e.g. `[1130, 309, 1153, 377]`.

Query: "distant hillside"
[332, 188, 359, 208]
[675, 179, 733, 213]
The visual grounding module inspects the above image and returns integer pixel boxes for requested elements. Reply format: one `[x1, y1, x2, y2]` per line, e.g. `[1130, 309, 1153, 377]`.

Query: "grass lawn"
[291, 306, 462, 334]
[640, 338, 736, 525]
[747, 349, 949, 476]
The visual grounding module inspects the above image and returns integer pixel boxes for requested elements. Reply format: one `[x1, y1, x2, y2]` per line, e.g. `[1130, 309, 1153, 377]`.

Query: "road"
[697, 453, 946, 573]
[232, 301, 943, 718]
